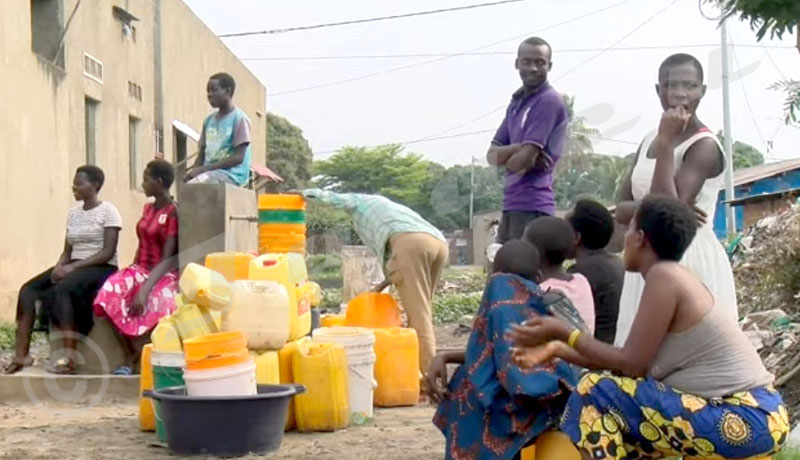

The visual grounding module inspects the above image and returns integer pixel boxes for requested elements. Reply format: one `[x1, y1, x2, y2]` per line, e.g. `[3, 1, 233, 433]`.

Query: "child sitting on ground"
[524, 217, 596, 334]
[429, 239, 585, 460]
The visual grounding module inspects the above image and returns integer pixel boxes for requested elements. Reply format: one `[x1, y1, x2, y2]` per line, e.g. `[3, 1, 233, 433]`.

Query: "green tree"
[707, 0, 799, 123]
[554, 153, 632, 208]
[312, 144, 448, 227]
[428, 164, 504, 230]
[314, 144, 435, 207]
[563, 95, 599, 156]
[264, 113, 313, 192]
[717, 131, 766, 170]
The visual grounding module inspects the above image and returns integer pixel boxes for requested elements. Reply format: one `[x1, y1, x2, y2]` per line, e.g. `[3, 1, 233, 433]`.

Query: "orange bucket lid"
[183, 331, 248, 370]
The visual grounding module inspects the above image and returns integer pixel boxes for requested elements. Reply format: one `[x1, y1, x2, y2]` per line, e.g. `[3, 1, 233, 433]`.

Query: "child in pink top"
[524, 217, 596, 334]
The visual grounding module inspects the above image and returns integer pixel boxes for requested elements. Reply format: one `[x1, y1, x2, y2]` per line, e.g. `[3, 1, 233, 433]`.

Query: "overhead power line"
[312, 128, 639, 157]
[730, 40, 769, 151]
[270, 0, 636, 97]
[554, 0, 679, 82]
[242, 44, 794, 61]
[407, 0, 678, 145]
[219, 0, 531, 38]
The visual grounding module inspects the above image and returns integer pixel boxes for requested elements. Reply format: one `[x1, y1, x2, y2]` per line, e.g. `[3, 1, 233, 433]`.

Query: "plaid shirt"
[303, 189, 446, 266]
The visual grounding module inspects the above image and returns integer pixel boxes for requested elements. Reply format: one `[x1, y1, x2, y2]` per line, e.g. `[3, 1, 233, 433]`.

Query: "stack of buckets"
[311, 327, 377, 425]
[258, 194, 306, 255]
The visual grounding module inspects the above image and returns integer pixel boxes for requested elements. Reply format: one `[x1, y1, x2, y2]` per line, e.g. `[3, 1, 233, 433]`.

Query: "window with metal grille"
[83, 53, 103, 84]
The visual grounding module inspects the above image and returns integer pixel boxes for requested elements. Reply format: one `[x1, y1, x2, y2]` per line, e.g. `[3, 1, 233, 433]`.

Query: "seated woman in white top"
[508, 195, 787, 460]
[4, 165, 121, 375]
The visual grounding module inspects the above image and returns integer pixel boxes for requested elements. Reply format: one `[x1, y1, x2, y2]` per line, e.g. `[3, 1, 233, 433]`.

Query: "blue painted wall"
[714, 169, 800, 237]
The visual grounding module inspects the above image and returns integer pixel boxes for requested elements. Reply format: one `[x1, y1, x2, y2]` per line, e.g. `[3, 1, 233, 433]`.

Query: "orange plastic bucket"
[345, 293, 403, 328]
[183, 331, 249, 371]
[258, 194, 306, 210]
[259, 223, 307, 234]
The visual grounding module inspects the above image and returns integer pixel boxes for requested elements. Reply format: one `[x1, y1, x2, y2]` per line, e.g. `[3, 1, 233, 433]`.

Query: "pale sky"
[184, 0, 800, 167]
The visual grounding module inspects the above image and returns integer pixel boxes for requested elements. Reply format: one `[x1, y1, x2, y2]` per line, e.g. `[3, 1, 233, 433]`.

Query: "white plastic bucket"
[151, 351, 185, 368]
[312, 327, 377, 421]
[182, 359, 257, 397]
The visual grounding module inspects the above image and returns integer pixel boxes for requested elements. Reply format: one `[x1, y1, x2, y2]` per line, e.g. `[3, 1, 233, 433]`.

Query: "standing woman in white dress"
[614, 53, 738, 346]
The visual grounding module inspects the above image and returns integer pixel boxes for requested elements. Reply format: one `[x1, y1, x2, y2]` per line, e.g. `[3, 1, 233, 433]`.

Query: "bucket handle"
[184, 351, 242, 366]
[349, 366, 378, 389]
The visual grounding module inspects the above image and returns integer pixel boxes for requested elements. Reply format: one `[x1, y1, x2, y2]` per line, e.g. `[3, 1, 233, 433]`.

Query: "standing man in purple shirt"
[487, 37, 569, 243]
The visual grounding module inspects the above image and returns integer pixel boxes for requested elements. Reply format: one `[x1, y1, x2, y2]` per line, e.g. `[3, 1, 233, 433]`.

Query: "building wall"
[740, 193, 800, 229]
[0, 0, 266, 320]
[471, 211, 501, 269]
[714, 169, 800, 237]
[0, 0, 83, 320]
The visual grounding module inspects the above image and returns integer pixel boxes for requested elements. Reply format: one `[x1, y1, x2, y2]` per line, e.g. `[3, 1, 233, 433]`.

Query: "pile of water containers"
[140, 251, 421, 435]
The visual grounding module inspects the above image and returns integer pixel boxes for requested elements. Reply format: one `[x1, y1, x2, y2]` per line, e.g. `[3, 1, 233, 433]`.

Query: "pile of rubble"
[732, 202, 800, 423]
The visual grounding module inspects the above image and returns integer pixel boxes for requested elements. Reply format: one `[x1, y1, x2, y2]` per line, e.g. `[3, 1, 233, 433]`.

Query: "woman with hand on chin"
[613, 54, 738, 347]
[508, 195, 787, 460]
[4, 165, 121, 375]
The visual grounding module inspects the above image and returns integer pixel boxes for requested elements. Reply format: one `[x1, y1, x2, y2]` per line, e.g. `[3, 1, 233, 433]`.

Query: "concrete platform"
[0, 367, 139, 404]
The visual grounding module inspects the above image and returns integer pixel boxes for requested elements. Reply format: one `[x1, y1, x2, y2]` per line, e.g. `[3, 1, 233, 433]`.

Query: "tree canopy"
[264, 113, 313, 192]
[706, 0, 799, 123]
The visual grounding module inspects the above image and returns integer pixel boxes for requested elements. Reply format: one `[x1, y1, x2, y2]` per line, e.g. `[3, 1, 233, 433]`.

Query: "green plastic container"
[258, 209, 306, 224]
[151, 351, 185, 443]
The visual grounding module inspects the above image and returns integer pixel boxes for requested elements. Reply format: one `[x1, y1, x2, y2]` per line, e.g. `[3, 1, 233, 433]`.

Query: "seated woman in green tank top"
[507, 195, 788, 460]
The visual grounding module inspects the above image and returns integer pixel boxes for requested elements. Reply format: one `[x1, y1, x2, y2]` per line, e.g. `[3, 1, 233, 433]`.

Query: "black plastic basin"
[144, 384, 305, 457]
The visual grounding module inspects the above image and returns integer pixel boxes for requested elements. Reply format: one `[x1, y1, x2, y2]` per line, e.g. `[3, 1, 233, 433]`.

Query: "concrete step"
[0, 367, 139, 404]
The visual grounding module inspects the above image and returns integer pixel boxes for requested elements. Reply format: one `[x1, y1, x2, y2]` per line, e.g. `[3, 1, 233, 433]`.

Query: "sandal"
[112, 365, 133, 376]
[2, 357, 33, 375]
[47, 357, 76, 375]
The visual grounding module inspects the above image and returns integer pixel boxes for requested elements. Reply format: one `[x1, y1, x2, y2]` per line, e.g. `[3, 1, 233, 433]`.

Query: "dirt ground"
[0, 403, 443, 460]
[0, 325, 469, 459]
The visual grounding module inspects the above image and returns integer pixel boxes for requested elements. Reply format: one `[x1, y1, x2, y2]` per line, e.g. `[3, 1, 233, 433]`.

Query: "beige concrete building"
[0, 0, 266, 320]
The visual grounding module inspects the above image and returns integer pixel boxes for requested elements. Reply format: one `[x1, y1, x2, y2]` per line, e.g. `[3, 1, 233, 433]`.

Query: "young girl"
[4, 165, 121, 375]
[429, 239, 585, 460]
[93, 160, 179, 375]
[524, 217, 596, 334]
[509, 195, 787, 460]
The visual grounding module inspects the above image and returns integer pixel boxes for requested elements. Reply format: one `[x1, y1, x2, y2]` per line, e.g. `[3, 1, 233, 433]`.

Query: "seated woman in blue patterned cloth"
[508, 195, 788, 460]
[429, 239, 586, 460]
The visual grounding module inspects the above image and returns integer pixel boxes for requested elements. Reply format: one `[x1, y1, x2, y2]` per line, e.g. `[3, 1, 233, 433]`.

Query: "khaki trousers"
[386, 232, 449, 377]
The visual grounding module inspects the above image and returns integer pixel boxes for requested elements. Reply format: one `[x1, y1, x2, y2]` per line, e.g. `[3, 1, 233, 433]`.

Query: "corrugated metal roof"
[731, 158, 800, 187]
[725, 186, 800, 205]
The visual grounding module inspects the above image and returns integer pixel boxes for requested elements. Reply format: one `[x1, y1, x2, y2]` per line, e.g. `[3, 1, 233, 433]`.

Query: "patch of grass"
[778, 448, 800, 460]
[0, 322, 14, 350]
[319, 288, 343, 313]
[0, 321, 47, 351]
[433, 292, 483, 324]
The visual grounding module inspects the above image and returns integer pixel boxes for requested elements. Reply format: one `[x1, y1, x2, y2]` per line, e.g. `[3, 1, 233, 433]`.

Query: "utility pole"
[721, 18, 736, 236]
[469, 156, 475, 229]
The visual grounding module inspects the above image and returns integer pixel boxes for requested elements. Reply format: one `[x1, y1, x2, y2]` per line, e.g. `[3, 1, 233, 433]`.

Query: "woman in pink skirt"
[94, 160, 179, 375]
